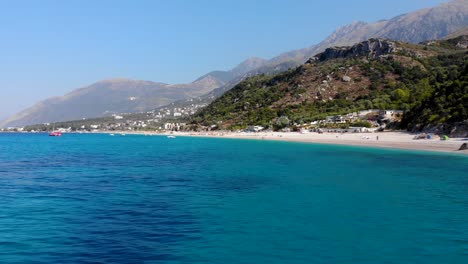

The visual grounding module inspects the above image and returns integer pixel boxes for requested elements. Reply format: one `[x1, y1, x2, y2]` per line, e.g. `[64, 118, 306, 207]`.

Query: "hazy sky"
[0, 0, 447, 119]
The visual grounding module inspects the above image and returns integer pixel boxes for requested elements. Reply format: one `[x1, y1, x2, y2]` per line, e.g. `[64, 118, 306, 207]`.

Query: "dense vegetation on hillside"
[192, 37, 468, 131]
[403, 51, 468, 129]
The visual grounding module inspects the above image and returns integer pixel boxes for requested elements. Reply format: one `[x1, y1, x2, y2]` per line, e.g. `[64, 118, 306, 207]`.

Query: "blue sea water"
[0, 133, 467, 264]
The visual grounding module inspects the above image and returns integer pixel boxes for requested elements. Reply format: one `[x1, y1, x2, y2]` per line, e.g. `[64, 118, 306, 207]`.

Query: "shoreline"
[128, 131, 467, 154]
[5, 130, 466, 154]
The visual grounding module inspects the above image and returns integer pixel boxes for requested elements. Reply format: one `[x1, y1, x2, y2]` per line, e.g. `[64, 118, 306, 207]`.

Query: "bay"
[0, 133, 467, 263]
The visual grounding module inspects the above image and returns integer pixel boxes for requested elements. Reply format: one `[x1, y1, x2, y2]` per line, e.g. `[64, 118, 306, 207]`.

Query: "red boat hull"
[49, 131, 62, 136]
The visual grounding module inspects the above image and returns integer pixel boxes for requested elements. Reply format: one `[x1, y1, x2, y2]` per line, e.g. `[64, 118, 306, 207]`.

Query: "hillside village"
[1, 107, 403, 134]
[233, 109, 403, 133]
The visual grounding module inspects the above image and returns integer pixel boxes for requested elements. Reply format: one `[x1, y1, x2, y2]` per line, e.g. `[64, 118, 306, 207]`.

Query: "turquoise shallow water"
[0, 133, 467, 263]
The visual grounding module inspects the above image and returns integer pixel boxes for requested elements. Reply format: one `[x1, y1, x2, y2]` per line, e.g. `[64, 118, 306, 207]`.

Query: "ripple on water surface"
[0, 133, 467, 263]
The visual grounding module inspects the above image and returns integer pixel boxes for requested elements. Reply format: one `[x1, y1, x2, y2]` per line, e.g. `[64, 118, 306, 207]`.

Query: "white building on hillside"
[246, 126, 264, 132]
[379, 110, 404, 120]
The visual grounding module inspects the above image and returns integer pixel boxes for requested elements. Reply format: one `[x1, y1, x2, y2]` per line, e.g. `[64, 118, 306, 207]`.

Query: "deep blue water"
[0, 133, 467, 263]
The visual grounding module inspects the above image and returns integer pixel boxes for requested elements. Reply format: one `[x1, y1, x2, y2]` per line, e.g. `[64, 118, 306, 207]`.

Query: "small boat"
[167, 135, 176, 139]
[49, 131, 62, 137]
[48, 123, 62, 137]
[110, 133, 115, 136]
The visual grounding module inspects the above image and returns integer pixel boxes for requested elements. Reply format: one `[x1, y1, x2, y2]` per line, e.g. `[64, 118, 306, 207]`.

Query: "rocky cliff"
[312, 39, 397, 62]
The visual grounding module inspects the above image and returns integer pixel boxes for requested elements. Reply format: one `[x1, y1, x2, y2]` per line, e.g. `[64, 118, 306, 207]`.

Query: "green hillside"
[192, 37, 468, 133]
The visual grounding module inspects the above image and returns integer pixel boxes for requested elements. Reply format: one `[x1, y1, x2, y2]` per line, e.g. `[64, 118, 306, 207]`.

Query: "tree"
[273, 116, 290, 131]
[393, 88, 409, 102]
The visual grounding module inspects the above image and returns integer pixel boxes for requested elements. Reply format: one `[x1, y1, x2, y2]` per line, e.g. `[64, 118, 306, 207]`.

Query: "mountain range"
[155, 0, 468, 115]
[0, 55, 274, 128]
[2, 0, 467, 128]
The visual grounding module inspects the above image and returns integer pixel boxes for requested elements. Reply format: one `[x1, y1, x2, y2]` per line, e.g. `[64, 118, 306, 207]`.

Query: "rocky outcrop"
[430, 34, 468, 49]
[443, 26, 468, 40]
[454, 35, 468, 49]
[459, 143, 468, 151]
[456, 40, 468, 49]
[422, 120, 468, 138]
[342, 75, 352, 82]
[309, 39, 397, 62]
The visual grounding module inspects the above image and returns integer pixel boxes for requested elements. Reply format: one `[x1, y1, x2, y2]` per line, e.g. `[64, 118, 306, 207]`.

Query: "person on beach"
[377, 136, 379, 141]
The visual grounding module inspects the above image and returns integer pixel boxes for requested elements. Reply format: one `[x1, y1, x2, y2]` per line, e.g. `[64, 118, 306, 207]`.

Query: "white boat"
[167, 135, 176, 139]
[110, 133, 115, 136]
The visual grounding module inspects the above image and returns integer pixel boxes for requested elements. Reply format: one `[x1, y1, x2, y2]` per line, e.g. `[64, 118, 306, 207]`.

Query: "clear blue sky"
[0, 0, 447, 119]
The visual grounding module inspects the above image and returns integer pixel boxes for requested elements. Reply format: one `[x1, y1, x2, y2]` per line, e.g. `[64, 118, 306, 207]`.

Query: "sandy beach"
[151, 131, 468, 154]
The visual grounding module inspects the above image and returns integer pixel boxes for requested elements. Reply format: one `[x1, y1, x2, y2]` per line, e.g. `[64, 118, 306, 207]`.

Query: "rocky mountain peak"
[191, 74, 225, 89]
[230, 57, 268, 76]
